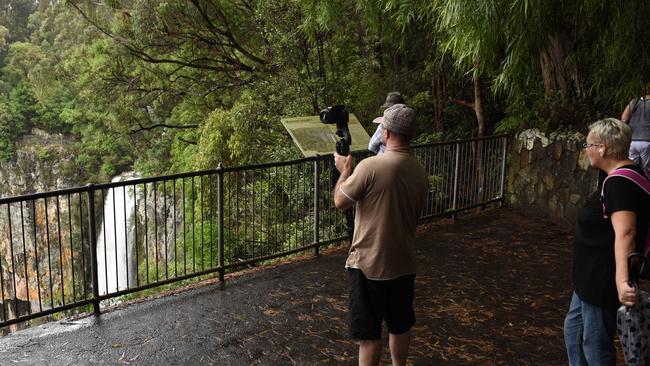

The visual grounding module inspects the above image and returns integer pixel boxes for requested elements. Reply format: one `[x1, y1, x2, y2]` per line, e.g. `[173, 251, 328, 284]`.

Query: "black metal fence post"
[451, 143, 460, 220]
[217, 165, 225, 288]
[86, 184, 101, 316]
[499, 136, 508, 207]
[313, 158, 320, 257]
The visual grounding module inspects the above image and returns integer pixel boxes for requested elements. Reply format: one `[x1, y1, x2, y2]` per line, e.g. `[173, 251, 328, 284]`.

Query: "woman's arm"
[611, 210, 638, 306]
[621, 99, 634, 123]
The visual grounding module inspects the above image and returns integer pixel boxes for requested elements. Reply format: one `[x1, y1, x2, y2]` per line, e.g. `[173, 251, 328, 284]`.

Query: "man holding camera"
[333, 104, 428, 366]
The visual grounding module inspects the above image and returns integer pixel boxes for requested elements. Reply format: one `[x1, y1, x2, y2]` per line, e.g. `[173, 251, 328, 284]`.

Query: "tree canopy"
[0, 0, 648, 181]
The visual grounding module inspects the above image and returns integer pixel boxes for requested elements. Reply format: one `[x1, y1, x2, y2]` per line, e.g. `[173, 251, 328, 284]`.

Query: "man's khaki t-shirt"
[340, 149, 428, 280]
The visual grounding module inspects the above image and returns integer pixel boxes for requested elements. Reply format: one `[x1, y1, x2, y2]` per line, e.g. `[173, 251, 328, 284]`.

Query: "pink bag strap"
[604, 168, 650, 193]
[601, 168, 650, 256]
[601, 168, 650, 219]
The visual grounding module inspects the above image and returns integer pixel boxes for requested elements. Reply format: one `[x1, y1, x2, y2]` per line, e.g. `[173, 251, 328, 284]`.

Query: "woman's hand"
[618, 280, 638, 307]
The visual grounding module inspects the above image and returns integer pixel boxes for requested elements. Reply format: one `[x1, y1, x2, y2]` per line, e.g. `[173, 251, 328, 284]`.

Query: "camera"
[320, 105, 351, 156]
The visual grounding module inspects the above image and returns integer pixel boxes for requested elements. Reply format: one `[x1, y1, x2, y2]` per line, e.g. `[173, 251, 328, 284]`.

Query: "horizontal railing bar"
[222, 237, 347, 271]
[87, 237, 347, 302]
[419, 197, 504, 222]
[0, 135, 508, 203]
[411, 134, 509, 149]
[94, 268, 223, 301]
[0, 299, 95, 328]
[0, 186, 92, 204]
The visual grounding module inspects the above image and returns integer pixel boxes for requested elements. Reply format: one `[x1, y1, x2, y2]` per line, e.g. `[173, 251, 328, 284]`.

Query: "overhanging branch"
[130, 119, 198, 135]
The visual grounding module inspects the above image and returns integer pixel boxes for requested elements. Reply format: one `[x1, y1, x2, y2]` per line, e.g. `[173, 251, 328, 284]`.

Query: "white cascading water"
[97, 173, 138, 295]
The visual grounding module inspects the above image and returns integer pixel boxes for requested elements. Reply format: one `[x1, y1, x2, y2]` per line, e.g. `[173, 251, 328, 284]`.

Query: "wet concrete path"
[0, 209, 575, 365]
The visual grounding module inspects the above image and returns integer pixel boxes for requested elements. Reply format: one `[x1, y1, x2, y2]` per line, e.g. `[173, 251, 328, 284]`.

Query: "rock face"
[0, 129, 79, 197]
[0, 129, 83, 330]
[507, 129, 598, 223]
[0, 130, 192, 331]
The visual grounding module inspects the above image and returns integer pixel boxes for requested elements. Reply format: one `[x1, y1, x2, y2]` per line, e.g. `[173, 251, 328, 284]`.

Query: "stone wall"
[507, 129, 599, 223]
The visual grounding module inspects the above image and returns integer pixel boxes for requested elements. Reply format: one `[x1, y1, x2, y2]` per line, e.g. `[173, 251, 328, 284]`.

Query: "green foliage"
[0, 0, 37, 43]
[0, 25, 7, 48]
[0, 0, 646, 175]
[428, 174, 446, 201]
[191, 88, 300, 170]
[75, 123, 135, 182]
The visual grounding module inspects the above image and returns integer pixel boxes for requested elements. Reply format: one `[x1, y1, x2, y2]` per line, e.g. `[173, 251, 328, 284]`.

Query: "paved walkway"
[0, 209, 575, 365]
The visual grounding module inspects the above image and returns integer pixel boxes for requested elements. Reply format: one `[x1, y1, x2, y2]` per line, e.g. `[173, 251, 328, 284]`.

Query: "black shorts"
[347, 268, 415, 340]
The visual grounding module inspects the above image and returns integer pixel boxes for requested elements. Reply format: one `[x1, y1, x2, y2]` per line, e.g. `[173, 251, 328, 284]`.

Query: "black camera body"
[320, 105, 351, 156]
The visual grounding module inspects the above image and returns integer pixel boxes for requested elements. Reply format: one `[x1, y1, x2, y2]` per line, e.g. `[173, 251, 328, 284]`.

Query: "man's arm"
[333, 153, 354, 210]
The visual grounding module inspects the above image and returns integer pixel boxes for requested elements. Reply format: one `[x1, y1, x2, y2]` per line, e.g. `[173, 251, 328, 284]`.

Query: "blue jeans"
[563, 292, 617, 366]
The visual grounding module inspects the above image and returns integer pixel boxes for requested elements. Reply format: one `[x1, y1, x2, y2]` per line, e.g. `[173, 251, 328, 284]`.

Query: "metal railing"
[0, 134, 507, 328]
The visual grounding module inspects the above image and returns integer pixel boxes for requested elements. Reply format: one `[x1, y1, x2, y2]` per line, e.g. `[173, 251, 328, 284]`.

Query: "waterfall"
[97, 173, 138, 296]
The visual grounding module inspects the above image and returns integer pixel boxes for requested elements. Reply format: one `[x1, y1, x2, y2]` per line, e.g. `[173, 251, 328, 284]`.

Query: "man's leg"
[348, 269, 384, 365]
[359, 339, 382, 366]
[385, 274, 415, 366]
[388, 331, 410, 366]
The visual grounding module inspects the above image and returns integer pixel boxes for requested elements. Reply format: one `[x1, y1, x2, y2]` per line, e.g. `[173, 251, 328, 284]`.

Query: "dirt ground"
[0, 208, 601, 365]
[244, 208, 579, 365]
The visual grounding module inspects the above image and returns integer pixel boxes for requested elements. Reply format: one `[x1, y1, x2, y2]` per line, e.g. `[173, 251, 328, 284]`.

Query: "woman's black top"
[572, 165, 650, 310]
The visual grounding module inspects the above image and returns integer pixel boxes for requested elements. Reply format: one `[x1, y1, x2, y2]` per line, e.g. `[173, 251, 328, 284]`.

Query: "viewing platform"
[0, 208, 574, 365]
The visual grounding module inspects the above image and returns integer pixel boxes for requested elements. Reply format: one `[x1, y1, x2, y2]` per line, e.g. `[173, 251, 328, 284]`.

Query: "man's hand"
[333, 153, 354, 210]
[334, 153, 352, 176]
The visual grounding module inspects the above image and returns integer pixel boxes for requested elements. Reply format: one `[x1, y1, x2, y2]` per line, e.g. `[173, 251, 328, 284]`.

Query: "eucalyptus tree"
[0, 0, 37, 43]
[66, 0, 270, 129]
[379, 0, 650, 132]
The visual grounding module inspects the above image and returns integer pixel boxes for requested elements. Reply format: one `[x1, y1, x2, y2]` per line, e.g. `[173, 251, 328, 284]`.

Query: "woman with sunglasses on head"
[564, 118, 650, 365]
[621, 82, 650, 176]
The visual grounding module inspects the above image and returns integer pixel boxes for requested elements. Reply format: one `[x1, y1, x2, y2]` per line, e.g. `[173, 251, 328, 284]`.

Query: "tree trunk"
[374, 31, 384, 72]
[473, 75, 485, 137]
[298, 37, 319, 113]
[316, 35, 326, 82]
[473, 74, 486, 201]
[432, 67, 446, 134]
[447, 64, 485, 137]
[539, 33, 578, 96]
[354, 10, 367, 58]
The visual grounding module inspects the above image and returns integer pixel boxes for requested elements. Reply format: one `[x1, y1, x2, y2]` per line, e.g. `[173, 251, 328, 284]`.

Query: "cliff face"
[0, 133, 183, 330]
[0, 129, 80, 197]
[0, 129, 83, 329]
